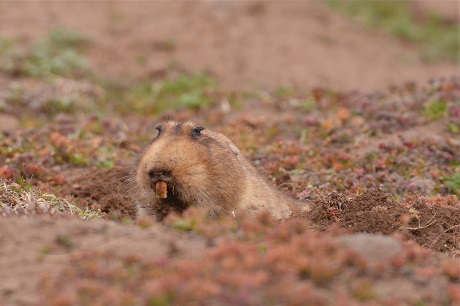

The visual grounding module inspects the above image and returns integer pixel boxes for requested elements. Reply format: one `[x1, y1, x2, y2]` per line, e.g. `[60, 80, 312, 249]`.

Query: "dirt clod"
[310, 189, 460, 253]
[62, 165, 137, 219]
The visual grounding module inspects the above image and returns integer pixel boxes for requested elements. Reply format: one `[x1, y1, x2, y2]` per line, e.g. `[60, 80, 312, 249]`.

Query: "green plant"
[447, 122, 459, 134]
[47, 28, 90, 50]
[274, 86, 295, 98]
[301, 97, 317, 112]
[67, 153, 90, 166]
[325, 0, 459, 62]
[424, 100, 447, 120]
[444, 174, 460, 194]
[171, 219, 196, 232]
[25, 34, 91, 78]
[156, 73, 215, 109]
[117, 73, 216, 114]
[0, 28, 92, 78]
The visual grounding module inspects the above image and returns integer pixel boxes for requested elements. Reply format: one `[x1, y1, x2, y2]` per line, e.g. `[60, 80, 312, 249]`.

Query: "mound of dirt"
[310, 189, 460, 253]
[63, 167, 460, 254]
[310, 190, 405, 233]
[62, 165, 137, 219]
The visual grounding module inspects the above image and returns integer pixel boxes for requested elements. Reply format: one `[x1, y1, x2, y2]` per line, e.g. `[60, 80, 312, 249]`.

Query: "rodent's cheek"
[175, 163, 209, 190]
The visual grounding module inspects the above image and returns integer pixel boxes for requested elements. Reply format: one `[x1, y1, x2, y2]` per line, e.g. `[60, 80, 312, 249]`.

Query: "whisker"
[107, 174, 134, 185]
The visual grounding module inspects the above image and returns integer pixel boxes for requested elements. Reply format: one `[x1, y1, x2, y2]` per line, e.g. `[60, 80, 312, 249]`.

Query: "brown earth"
[0, 1, 458, 92]
[1, 1, 459, 305]
[310, 189, 460, 253]
[61, 165, 137, 219]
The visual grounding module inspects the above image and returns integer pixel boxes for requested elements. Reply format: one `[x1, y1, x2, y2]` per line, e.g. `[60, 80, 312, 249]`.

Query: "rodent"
[131, 120, 297, 221]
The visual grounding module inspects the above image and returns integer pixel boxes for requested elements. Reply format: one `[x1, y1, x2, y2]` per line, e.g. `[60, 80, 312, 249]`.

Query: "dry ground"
[0, 1, 458, 91]
[0, 1, 459, 305]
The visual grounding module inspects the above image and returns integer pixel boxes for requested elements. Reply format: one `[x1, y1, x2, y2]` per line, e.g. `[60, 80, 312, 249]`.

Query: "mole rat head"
[135, 121, 241, 214]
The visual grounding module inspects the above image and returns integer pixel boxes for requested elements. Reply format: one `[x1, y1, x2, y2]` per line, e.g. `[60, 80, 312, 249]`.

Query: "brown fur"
[131, 121, 296, 221]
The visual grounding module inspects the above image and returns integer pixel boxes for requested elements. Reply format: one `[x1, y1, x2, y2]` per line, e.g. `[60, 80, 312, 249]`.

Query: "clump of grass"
[325, 0, 459, 62]
[46, 28, 90, 50]
[114, 73, 216, 114]
[0, 179, 101, 219]
[0, 28, 92, 78]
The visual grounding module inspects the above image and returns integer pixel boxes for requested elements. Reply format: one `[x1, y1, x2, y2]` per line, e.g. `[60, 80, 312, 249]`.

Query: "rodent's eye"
[192, 126, 205, 137]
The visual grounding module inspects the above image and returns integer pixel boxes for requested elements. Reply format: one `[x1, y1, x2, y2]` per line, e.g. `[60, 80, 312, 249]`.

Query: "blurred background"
[0, 0, 458, 93]
[0, 0, 459, 131]
[1, 3, 460, 305]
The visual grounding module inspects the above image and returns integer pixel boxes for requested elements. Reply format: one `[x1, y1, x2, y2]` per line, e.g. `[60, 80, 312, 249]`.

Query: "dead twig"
[403, 213, 437, 231]
[429, 224, 460, 250]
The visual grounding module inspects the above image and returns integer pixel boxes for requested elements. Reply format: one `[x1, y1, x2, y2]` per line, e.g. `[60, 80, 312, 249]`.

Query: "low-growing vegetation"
[111, 73, 216, 115]
[0, 179, 101, 219]
[0, 28, 91, 78]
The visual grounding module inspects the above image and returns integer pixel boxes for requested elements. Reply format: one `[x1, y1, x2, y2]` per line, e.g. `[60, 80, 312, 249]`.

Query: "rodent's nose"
[148, 171, 172, 183]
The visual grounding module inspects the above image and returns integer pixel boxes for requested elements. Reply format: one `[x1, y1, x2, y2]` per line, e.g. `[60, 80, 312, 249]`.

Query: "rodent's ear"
[192, 126, 205, 137]
[153, 125, 162, 138]
[227, 143, 239, 156]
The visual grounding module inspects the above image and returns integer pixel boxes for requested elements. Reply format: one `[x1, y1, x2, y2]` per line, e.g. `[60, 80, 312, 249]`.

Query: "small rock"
[334, 233, 403, 263]
[408, 178, 436, 194]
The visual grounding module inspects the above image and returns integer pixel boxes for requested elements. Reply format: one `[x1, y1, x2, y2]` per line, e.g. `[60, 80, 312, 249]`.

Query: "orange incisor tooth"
[155, 181, 168, 198]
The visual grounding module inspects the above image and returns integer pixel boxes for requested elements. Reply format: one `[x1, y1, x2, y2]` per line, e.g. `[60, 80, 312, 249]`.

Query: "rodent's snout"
[148, 170, 171, 199]
[148, 170, 172, 185]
